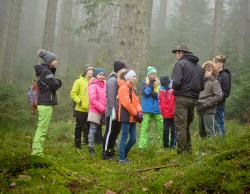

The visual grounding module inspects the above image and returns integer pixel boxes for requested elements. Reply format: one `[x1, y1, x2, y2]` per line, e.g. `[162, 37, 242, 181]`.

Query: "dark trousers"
[163, 118, 176, 148]
[174, 96, 197, 154]
[75, 111, 89, 148]
[103, 116, 121, 154]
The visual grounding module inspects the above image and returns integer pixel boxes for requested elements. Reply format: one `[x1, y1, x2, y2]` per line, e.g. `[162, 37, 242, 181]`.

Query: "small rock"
[106, 189, 117, 194]
[18, 174, 32, 181]
[10, 182, 16, 188]
[142, 187, 148, 192]
[164, 180, 173, 189]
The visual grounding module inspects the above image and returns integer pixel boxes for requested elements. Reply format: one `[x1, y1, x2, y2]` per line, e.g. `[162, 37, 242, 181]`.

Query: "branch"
[135, 164, 178, 173]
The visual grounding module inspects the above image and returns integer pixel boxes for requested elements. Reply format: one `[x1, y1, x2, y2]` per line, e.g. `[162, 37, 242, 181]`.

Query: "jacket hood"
[34, 64, 48, 77]
[88, 78, 105, 87]
[220, 68, 231, 76]
[182, 53, 199, 64]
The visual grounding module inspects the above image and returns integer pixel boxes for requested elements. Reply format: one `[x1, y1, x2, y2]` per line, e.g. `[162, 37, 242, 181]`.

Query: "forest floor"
[0, 120, 250, 193]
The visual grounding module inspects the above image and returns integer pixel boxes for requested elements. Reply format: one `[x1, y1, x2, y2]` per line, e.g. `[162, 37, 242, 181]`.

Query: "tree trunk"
[42, 0, 58, 50]
[2, 0, 23, 84]
[212, 0, 224, 56]
[237, 0, 248, 62]
[117, 0, 153, 77]
[56, 0, 73, 76]
[157, 0, 168, 34]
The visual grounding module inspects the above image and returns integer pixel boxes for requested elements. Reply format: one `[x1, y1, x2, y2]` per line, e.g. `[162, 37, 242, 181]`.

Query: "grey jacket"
[197, 76, 222, 114]
[105, 72, 118, 117]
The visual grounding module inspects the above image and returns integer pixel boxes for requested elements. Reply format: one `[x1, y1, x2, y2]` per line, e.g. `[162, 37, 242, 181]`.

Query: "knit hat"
[124, 70, 136, 80]
[37, 49, 57, 66]
[213, 55, 226, 63]
[160, 76, 170, 86]
[94, 67, 105, 77]
[83, 64, 94, 75]
[113, 61, 126, 73]
[147, 66, 157, 76]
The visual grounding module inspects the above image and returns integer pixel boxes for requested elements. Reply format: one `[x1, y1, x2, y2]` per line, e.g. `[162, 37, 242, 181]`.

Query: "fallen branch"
[135, 164, 178, 173]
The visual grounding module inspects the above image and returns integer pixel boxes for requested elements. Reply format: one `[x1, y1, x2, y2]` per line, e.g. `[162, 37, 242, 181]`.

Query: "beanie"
[113, 61, 126, 73]
[94, 67, 105, 77]
[124, 70, 136, 80]
[147, 66, 157, 76]
[37, 49, 57, 66]
[160, 76, 170, 86]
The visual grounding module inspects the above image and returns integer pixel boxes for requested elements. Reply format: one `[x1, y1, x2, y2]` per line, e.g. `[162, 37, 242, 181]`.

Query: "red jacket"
[158, 87, 175, 118]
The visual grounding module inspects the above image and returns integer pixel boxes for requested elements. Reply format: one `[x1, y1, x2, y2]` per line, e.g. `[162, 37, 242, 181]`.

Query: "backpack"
[28, 80, 39, 106]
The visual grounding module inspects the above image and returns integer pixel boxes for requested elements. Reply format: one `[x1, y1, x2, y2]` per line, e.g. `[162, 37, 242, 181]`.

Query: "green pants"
[199, 112, 215, 138]
[175, 96, 196, 154]
[31, 105, 53, 156]
[138, 113, 163, 148]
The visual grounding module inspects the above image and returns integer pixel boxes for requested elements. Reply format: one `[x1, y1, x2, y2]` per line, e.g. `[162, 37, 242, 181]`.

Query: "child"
[70, 64, 94, 149]
[138, 66, 163, 149]
[159, 76, 176, 148]
[87, 67, 106, 156]
[197, 61, 222, 138]
[118, 70, 143, 163]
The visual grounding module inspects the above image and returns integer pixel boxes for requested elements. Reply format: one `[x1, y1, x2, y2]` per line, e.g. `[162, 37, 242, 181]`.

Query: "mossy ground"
[0, 120, 250, 193]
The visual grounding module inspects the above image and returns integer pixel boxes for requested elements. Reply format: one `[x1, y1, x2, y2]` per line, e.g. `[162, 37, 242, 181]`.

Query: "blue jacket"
[140, 80, 160, 114]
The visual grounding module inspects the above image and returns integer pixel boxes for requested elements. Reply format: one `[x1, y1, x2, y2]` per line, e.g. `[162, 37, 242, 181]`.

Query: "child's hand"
[136, 112, 143, 123]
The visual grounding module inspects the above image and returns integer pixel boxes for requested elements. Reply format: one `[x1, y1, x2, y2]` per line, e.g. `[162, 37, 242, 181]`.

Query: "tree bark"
[42, 0, 58, 50]
[157, 0, 168, 34]
[212, 0, 224, 56]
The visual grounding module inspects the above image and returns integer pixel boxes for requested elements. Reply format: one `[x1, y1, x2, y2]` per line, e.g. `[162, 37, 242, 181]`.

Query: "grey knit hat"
[37, 49, 57, 65]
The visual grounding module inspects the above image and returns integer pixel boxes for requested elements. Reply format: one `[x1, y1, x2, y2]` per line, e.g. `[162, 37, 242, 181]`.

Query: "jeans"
[214, 106, 225, 137]
[119, 122, 136, 160]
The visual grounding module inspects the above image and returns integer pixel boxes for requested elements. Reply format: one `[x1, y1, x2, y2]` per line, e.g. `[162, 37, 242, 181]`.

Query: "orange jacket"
[118, 80, 142, 123]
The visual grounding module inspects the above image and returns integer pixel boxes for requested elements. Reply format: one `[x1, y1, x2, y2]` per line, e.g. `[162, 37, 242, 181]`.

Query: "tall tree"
[212, 0, 224, 56]
[237, 0, 248, 63]
[56, 0, 73, 76]
[117, 0, 153, 76]
[1, 0, 23, 83]
[157, 0, 168, 34]
[42, 0, 58, 50]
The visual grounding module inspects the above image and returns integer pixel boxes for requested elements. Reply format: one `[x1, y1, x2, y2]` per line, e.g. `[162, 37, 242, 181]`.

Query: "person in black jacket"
[171, 44, 204, 154]
[31, 49, 62, 157]
[213, 55, 231, 137]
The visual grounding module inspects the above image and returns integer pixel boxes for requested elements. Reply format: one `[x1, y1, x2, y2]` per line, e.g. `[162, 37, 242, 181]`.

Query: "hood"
[182, 53, 199, 64]
[34, 64, 48, 77]
[107, 72, 117, 81]
[88, 78, 105, 88]
[79, 74, 88, 81]
[220, 68, 231, 76]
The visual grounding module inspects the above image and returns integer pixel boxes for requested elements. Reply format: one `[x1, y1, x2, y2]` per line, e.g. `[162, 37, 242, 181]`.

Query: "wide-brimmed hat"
[172, 43, 192, 54]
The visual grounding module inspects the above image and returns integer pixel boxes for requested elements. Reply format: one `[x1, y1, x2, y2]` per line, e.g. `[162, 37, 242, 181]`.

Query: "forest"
[0, 0, 250, 193]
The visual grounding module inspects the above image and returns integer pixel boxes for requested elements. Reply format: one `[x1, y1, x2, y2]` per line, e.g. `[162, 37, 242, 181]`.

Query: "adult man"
[171, 44, 204, 154]
[70, 64, 94, 149]
[213, 55, 231, 137]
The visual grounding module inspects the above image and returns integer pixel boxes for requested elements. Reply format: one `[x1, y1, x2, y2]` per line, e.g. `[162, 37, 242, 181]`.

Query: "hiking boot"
[89, 147, 95, 157]
[119, 159, 132, 164]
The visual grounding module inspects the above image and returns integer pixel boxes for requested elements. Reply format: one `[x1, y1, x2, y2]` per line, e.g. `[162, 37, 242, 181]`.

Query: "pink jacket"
[88, 79, 106, 115]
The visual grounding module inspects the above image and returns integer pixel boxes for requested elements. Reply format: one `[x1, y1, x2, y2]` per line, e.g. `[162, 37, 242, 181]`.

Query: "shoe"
[119, 159, 132, 164]
[89, 147, 95, 157]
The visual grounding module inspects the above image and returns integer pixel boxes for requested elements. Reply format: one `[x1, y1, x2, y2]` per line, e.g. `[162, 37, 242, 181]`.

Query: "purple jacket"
[88, 79, 106, 115]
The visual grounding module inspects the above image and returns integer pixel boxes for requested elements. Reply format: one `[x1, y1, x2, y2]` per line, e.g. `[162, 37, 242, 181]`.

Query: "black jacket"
[171, 53, 204, 99]
[34, 64, 62, 106]
[217, 69, 231, 107]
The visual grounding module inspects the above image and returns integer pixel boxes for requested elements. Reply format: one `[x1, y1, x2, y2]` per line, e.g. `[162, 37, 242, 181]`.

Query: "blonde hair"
[202, 61, 218, 76]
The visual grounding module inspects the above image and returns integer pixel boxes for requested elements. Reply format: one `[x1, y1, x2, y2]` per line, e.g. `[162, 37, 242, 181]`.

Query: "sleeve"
[171, 62, 183, 90]
[118, 86, 137, 116]
[41, 69, 62, 91]
[70, 80, 81, 104]
[158, 92, 163, 113]
[106, 78, 117, 109]
[220, 73, 231, 101]
[140, 81, 153, 96]
[88, 84, 105, 113]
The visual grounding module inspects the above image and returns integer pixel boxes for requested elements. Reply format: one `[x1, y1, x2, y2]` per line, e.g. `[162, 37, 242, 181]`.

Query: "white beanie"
[124, 70, 136, 80]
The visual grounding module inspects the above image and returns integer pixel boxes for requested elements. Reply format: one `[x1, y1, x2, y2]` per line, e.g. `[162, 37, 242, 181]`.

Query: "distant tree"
[42, 0, 58, 50]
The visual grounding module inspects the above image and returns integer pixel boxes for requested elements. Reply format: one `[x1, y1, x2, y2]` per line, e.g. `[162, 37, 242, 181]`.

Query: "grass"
[0, 119, 250, 193]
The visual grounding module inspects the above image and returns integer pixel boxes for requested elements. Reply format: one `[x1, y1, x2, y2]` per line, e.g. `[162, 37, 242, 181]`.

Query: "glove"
[151, 91, 158, 98]
[148, 79, 155, 89]
[136, 112, 143, 123]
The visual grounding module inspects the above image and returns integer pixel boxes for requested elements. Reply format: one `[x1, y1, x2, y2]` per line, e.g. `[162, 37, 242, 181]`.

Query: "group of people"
[31, 43, 231, 162]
